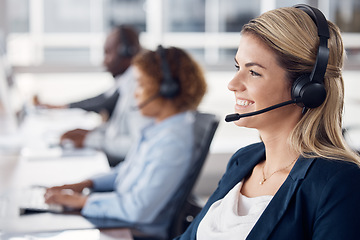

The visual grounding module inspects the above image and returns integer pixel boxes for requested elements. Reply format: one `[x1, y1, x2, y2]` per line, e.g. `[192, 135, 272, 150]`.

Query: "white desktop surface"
[20, 108, 102, 151]
[0, 108, 132, 239]
[1, 228, 133, 240]
[0, 146, 111, 232]
[0, 108, 102, 156]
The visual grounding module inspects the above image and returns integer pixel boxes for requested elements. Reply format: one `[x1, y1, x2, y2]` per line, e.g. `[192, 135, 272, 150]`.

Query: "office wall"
[14, 69, 360, 154]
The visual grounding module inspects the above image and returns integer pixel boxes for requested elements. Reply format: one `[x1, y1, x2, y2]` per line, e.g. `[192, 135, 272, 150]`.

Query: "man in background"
[56, 25, 152, 166]
[35, 25, 140, 119]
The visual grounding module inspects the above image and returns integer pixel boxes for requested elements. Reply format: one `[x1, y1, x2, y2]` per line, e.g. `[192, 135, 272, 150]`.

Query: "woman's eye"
[235, 64, 240, 71]
[250, 70, 261, 77]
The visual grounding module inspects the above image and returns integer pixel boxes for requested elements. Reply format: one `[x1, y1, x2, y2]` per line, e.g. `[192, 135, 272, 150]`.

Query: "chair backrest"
[131, 111, 219, 240]
[167, 111, 219, 239]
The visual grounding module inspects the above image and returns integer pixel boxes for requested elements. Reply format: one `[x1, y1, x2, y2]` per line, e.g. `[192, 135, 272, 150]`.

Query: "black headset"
[117, 26, 137, 58]
[156, 45, 180, 99]
[291, 4, 330, 109]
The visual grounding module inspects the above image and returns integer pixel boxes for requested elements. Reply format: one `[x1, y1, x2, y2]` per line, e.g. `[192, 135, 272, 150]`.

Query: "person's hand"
[33, 95, 67, 109]
[44, 189, 87, 209]
[60, 129, 90, 148]
[46, 180, 93, 194]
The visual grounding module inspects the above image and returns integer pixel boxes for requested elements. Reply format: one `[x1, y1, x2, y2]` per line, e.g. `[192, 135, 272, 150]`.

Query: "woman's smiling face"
[228, 33, 300, 131]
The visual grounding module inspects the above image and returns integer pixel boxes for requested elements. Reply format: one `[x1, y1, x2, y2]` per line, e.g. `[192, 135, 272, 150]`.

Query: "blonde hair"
[242, 7, 360, 165]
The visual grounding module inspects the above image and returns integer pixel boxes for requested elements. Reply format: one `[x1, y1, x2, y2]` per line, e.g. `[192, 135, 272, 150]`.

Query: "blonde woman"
[175, 4, 360, 240]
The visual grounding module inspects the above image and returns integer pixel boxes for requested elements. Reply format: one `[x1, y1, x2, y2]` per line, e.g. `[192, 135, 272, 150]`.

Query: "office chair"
[132, 111, 219, 240]
[342, 126, 360, 155]
[167, 111, 219, 239]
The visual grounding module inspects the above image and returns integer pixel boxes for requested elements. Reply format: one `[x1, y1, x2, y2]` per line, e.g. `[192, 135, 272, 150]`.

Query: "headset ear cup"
[292, 75, 327, 108]
[118, 46, 125, 57]
[292, 75, 308, 105]
[118, 45, 134, 58]
[157, 45, 180, 99]
[159, 80, 180, 98]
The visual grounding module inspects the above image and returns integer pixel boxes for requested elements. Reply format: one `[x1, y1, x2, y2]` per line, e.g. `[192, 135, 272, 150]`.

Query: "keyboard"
[19, 187, 64, 215]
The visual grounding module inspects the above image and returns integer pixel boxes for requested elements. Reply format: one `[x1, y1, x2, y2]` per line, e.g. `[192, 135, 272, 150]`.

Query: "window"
[164, 0, 205, 32]
[5, 0, 360, 70]
[219, 0, 260, 32]
[44, 0, 92, 33]
[332, 0, 360, 33]
[105, 0, 146, 31]
[7, 0, 29, 33]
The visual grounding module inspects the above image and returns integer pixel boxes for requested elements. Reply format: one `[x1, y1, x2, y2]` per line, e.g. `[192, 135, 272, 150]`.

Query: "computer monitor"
[0, 49, 26, 154]
[0, 51, 18, 135]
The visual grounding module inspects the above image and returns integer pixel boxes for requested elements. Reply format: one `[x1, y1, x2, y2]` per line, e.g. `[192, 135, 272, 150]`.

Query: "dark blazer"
[175, 142, 360, 240]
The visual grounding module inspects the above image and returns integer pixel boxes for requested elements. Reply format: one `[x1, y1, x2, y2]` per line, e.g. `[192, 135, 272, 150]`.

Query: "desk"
[0, 153, 133, 240]
[0, 109, 133, 240]
[1, 229, 133, 240]
[0, 108, 102, 157]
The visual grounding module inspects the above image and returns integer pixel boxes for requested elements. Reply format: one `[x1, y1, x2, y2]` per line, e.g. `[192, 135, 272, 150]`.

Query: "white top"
[197, 181, 273, 240]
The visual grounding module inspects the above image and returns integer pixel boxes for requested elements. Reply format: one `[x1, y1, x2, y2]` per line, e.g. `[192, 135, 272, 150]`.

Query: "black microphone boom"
[132, 93, 160, 110]
[225, 99, 299, 122]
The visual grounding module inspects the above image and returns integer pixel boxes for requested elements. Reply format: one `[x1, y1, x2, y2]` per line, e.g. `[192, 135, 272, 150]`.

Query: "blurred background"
[1, 0, 360, 197]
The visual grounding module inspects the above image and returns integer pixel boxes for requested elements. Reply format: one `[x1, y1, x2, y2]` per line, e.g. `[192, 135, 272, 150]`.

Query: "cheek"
[137, 88, 150, 103]
[103, 53, 111, 63]
[134, 87, 142, 101]
[139, 99, 160, 117]
[106, 54, 119, 66]
[253, 82, 291, 103]
[138, 87, 156, 103]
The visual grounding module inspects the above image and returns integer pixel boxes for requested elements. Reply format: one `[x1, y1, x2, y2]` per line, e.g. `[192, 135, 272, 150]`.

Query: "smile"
[236, 99, 254, 106]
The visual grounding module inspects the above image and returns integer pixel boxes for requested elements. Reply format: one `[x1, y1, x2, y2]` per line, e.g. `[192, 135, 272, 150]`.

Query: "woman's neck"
[259, 126, 298, 172]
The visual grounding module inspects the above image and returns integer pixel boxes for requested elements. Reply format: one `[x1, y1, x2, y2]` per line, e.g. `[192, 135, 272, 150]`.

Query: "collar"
[141, 111, 195, 140]
[222, 143, 315, 186]
[114, 66, 134, 80]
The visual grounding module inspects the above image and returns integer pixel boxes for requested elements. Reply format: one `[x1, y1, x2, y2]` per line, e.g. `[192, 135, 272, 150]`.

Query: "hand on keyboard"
[19, 187, 64, 215]
[44, 188, 88, 210]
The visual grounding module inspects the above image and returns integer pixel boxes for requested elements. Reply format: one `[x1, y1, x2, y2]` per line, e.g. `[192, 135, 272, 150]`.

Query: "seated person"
[175, 5, 360, 240]
[57, 26, 152, 166]
[44, 45, 207, 239]
[34, 25, 141, 119]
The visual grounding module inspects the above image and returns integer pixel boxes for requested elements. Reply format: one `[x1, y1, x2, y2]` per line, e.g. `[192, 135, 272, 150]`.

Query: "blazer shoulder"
[312, 157, 360, 175]
[304, 157, 360, 191]
[226, 142, 264, 170]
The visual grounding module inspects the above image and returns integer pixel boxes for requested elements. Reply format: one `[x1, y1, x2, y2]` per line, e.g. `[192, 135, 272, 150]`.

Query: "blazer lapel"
[247, 156, 315, 239]
[214, 145, 266, 201]
[190, 143, 266, 239]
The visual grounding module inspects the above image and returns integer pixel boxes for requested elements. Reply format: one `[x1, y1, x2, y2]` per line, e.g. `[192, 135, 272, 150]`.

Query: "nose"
[134, 86, 139, 99]
[228, 71, 245, 92]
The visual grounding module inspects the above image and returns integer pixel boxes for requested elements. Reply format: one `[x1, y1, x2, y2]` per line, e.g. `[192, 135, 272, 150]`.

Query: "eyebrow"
[245, 62, 266, 69]
[234, 58, 266, 69]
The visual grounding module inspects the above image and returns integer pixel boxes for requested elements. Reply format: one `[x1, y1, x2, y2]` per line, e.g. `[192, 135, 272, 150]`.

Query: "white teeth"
[236, 99, 253, 106]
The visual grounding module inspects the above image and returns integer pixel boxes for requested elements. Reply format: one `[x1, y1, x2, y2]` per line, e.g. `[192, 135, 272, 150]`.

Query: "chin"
[233, 117, 257, 129]
[233, 118, 247, 127]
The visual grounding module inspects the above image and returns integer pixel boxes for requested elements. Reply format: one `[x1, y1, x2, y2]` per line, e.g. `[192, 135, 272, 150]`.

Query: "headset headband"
[157, 45, 173, 85]
[294, 4, 330, 83]
[156, 45, 180, 98]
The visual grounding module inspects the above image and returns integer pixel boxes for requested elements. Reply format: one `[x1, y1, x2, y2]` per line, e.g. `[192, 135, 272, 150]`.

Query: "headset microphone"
[132, 93, 160, 110]
[225, 98, 299, 122]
